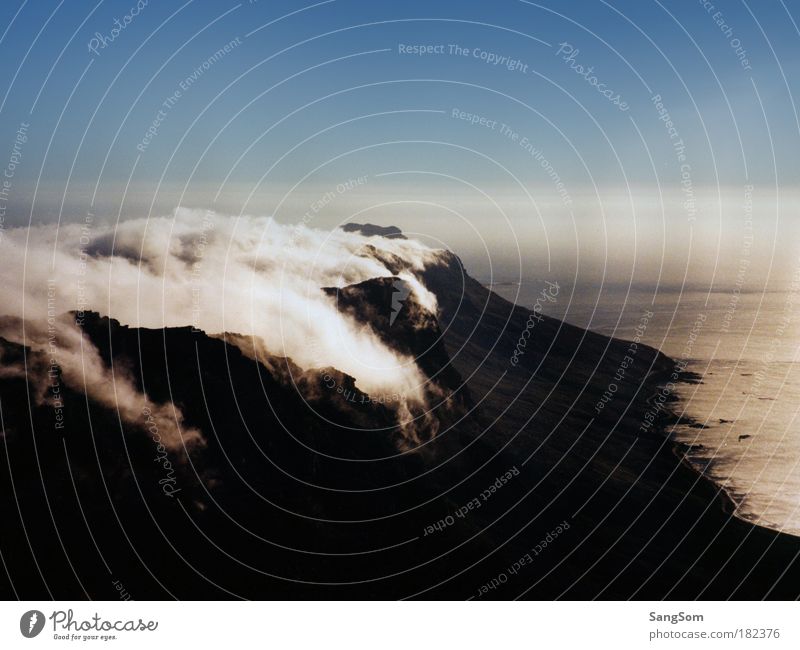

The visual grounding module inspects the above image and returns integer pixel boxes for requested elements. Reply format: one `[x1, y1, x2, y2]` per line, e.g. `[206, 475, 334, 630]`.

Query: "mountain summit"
[340, 223, 407, 239]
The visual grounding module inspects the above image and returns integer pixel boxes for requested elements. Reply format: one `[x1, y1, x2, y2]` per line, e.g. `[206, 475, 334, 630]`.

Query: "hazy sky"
[1, 0, 798, 288]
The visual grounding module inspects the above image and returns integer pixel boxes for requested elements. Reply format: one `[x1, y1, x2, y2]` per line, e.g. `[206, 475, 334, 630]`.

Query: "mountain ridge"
[1, 229, 799, 599]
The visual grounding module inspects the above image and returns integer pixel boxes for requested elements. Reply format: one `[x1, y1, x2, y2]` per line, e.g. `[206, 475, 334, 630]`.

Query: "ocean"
[488, 280, 800, 537]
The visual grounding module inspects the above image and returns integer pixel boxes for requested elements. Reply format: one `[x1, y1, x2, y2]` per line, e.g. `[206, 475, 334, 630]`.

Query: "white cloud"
[0, 209, 444, 446]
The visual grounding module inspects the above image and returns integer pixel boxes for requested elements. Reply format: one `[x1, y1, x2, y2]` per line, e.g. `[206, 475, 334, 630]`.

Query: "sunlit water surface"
[490, 281, 800, 537]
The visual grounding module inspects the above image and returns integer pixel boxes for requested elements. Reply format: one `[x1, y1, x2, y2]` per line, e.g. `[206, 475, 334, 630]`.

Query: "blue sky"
[0, 0, 798, 231]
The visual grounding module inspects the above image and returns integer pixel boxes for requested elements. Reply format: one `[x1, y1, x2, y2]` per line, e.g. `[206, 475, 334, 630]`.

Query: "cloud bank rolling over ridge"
[0, 209, 451, 449]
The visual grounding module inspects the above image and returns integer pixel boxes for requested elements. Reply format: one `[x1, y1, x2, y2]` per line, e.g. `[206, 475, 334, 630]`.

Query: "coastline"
[666, 367, 800, 540]
[670, 437, 739, 519]
[450, 272, 800, 597]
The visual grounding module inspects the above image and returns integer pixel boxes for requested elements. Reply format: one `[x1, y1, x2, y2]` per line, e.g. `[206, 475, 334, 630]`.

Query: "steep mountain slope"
[419, 246, 800, 599]
[1, 226, 799, 599]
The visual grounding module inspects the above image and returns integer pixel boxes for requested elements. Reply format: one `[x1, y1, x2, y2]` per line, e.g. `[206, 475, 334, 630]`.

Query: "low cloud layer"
[0, 209, 444, 445]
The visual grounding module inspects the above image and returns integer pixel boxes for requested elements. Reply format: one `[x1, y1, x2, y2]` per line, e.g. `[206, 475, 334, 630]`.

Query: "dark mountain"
[340, 223, 407, 239]
[1, 236, 799, 600]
